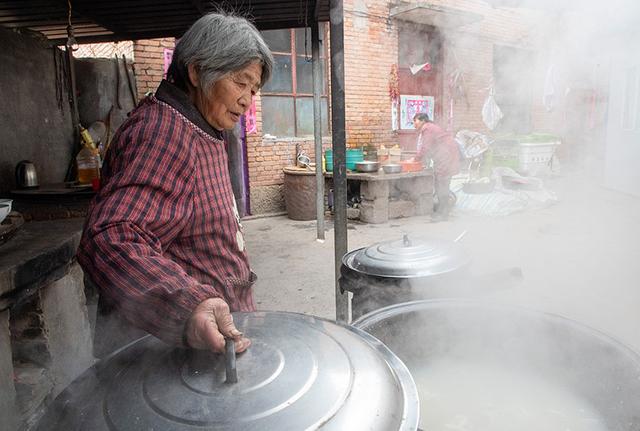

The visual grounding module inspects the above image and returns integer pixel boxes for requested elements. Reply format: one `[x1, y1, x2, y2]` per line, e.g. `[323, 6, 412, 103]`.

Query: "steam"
[346, 3, 640, 426]
[380, 0, 640, 342]
[393, 0, 640, 181]
[355, 300, 640, 429]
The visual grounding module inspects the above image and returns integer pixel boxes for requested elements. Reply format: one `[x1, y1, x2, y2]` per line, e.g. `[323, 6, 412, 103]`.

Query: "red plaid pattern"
[78, 91, 254, 346]
[415, 122, 460, 177]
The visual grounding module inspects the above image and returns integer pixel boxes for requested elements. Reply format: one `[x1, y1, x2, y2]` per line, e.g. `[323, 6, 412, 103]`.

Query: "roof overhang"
[390, 2, 483, 28]
[0, 0, 331, 46]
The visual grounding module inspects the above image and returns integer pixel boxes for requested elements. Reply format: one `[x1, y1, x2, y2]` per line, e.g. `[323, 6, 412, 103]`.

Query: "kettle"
[15, 160, 39, 189]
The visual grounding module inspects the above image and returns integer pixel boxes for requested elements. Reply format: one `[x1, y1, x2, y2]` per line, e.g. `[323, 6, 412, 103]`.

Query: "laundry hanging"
[410, 62, 431, 75]
[543, 64, 556, 112]
[482, 81, 503, 130]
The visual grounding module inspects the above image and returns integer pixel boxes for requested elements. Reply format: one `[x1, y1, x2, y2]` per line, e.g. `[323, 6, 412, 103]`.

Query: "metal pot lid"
[37, 311, 419, 431]
[344, 234, 471, 278]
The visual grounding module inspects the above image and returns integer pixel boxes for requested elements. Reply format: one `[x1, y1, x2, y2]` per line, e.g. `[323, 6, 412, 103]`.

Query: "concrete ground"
[245, 171, 640, 353]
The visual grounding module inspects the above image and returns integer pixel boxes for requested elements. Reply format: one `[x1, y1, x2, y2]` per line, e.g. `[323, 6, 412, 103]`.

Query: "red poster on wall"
[246, 98, 257, 134]
[163, 49, 174, 78]
[400, 95, 435, 129]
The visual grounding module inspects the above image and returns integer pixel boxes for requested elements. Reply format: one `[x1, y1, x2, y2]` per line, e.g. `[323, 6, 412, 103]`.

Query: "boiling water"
[414, 360, 608, 431]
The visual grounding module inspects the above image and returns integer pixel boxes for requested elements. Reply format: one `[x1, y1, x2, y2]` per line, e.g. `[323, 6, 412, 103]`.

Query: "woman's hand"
[185, 298, 251, 353]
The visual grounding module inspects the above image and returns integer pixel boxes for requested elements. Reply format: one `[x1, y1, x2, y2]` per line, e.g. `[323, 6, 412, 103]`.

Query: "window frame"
[261, 27, 330, 137]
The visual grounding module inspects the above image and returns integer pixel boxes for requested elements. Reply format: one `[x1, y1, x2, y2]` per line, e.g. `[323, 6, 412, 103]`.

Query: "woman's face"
[189, 61, 262, 130]
[413, 118, 424, 129]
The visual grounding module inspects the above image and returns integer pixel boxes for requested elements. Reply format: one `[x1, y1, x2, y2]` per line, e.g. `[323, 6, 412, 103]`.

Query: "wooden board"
[10, 183, 94, 196]
[0, 212, 25, 246]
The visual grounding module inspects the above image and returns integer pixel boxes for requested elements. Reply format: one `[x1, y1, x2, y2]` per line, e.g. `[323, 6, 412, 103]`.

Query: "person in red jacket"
[412, 113, 460, 221]
[78, 12, 273, 356]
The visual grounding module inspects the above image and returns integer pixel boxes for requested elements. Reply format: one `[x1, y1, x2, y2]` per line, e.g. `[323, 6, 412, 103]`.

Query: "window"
[260, 28, 330, 137]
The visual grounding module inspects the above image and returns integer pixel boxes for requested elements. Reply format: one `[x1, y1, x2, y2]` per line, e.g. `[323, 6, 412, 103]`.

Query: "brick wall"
[75, 41, 134, 60]
[425, 0, 546, 134]
[132, 38, 175, 100]
[343, 0, 398, 147]
[124, 4, 565, 214]
[247, 3, 398, 211]
[246, 26, 334, 213]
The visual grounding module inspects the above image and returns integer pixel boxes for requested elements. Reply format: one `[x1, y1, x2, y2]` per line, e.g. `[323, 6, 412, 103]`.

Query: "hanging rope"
[67, 0, 72, 27]
[53, 48, 66, 111]
[304, 0, 311, 62]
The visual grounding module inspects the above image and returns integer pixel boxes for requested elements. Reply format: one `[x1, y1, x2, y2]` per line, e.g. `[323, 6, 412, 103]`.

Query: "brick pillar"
[133, 38, 175, 99]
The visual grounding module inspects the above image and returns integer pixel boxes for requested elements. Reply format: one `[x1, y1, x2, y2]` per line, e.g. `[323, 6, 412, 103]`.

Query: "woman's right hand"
[185, 298, 251, 353]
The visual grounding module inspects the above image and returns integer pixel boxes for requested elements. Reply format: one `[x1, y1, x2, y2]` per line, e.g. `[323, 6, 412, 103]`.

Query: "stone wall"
[75, 57, 137, 134]
[0, 28, 74, 195]
[0, 311, 19, 430]
[249, 184, 286, 215]
[0, 219, 94, 430]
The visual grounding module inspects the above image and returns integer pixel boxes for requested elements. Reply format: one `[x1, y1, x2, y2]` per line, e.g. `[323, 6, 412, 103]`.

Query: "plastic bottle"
[76, 125, 101, 185]
[76, 146, 100, 185]
[80, 126, 94, 148]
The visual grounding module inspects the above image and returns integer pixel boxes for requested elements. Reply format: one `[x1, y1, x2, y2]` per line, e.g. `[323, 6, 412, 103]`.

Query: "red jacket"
[78, 81, 255, 346]
[415, 122, 460, 177]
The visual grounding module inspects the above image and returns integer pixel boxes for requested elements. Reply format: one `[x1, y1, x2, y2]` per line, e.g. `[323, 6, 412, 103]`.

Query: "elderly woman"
[412, 113, 460, 221]
[78, 13, 273, 355]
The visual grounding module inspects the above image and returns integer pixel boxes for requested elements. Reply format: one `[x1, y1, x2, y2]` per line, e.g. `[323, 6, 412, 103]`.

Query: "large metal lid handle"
[225, 338, 238, 383]
[402, 234, 412, 247]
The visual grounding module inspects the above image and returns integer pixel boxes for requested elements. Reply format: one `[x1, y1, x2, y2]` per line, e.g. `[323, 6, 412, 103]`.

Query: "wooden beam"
[190, 0, 205, 14]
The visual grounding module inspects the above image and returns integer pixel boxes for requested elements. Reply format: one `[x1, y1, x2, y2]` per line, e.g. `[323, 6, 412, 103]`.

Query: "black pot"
[354, 300, 640, 430]
[340, 235, 472, 319]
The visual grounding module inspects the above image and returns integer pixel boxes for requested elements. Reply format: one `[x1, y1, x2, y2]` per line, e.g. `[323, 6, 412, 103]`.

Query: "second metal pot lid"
[38, 311, 419, 431]
[343, 234, 471, 278]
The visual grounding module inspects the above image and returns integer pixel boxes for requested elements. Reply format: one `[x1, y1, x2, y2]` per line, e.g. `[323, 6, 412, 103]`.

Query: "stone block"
[0, 311, 20, 431]
[359, 199, 388, 224]
[251, 185, 285, 215]
[414, 195, 434, 216]
[388, 200, 415, 219]
[39, 264, 95, 397]
[347, 207, 360, 220]
[396, 175, 433, 200]
[360, 181, 389, 200]
[14, 363, 53, 430]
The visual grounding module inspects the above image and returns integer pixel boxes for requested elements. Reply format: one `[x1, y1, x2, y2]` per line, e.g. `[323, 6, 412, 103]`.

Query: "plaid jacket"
[415, 122, 461, 177]
[78, 81, 255, 346]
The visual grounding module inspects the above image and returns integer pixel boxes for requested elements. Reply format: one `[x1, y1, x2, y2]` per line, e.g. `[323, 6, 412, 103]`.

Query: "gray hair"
[167, 12, 273, 92]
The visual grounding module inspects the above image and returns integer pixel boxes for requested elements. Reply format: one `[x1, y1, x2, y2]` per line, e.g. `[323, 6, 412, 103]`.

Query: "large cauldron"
[342, 235, 473, 320]
[341, 235, 472, 319]
[37, 311, 419, 431]
[341, 235, 522, 320]
[354, 300, 640, 430]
